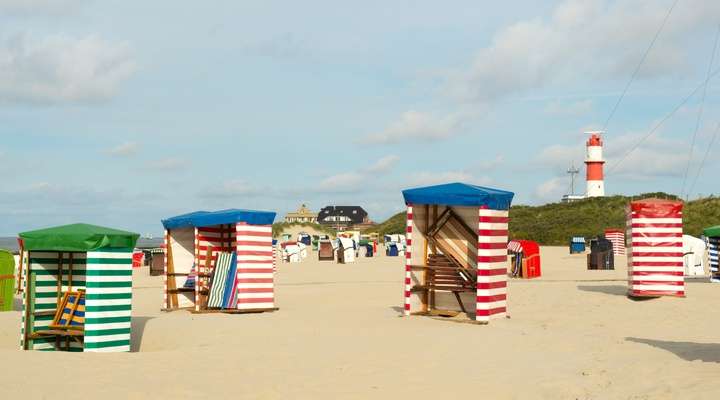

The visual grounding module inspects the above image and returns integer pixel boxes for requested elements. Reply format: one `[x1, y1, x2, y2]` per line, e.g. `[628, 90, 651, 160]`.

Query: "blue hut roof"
[162, 209, 276, 229]
[401, 182, 514, 210]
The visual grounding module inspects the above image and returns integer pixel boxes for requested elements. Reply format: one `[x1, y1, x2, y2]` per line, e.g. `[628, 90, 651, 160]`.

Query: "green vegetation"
[271, 222, 336, 238]
[365, 193, 720, 245]
[362, 211, 406, 238]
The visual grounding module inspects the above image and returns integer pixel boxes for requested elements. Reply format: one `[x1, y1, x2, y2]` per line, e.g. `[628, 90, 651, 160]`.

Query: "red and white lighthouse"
[585, 131, 605, 197]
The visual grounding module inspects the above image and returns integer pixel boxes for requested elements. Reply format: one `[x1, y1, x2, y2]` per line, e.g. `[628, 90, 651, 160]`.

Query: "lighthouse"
[585, 131, 605, 197]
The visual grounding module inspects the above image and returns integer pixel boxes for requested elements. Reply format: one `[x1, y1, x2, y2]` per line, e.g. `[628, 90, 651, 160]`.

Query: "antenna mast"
[567, 162, 580, 196]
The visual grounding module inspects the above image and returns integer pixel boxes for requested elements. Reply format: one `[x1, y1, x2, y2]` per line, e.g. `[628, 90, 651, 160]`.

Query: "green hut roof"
[19, 223, 140, 252]
[704, 225, 720, 238]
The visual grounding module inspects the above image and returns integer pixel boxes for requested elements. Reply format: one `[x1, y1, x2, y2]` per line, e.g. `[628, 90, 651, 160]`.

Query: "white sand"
[1, 246, 719, 399]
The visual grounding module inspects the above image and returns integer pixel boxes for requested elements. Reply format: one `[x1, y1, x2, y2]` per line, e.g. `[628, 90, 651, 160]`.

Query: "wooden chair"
[35, 290, 85, 349]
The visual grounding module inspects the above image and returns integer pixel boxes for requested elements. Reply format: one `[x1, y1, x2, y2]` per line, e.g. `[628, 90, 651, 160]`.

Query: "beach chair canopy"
[162, 209, 276, 229]
[704, 225, 720, 237]
[338, 238, 354, 249]
[19, 223, 139, 252]
[508, 240, 539, 257]
[401, 182, 514, 210]
[629, 198, 683, 217]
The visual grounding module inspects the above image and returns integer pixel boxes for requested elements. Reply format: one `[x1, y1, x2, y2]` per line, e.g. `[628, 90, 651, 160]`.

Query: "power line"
[680, 24, 720, 199]
[687, 121, 720, 198]
[602, 0, 681, 132]
[607, 63, 720, 175]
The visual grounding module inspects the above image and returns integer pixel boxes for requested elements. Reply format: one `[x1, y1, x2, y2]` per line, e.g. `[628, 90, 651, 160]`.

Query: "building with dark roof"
[317, 206, 369, 229]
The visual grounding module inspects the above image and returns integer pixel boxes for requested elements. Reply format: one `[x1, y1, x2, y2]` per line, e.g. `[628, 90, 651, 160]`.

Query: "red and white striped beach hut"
[161, 209, 278, 313]
[604, 228, 626, 256]
[401, 183, 514, 324]
[627, 198, 684, 298]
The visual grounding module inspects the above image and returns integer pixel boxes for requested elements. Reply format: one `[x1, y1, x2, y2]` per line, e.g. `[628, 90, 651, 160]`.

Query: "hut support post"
[476, 206, 509, 323]
[56, 253, 63, 307]
[421, 205, 429, 313]
[403, 204, 413, 316]
[165, 230, 179, 309]
[16, 243, 24, 294]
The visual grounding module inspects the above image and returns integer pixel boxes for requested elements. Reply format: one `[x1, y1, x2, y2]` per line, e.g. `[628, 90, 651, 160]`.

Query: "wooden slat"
[411, 285, 475, 293]
[32, 329, 84, 337]
[167, 288, 195, 293]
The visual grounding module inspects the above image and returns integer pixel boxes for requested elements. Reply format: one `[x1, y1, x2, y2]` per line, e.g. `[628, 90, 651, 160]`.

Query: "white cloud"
[0, 33, 136, 104]
[534, 176, 569, 202]
[604, 132, 689, 179]
[202, 180, 263, 199]
[317, 172, 365, 192]
[536, 143, 585, 170]
[315, 155, 401, 193]
[543, 99, 594, 116]
[469, 154, 505, 171]
[146, 158, 186, 171]
[364, 110, 471, 144]
[107, 141, 139, 157]
[409, 171, 473, 186]
[366, 0, 720, 146]
[364, 155, 399, 173]
[445, 0, 720, 103]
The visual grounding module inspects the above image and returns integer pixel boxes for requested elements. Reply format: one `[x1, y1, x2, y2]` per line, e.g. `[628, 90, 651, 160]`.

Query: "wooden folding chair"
[35, 290, 85, 350]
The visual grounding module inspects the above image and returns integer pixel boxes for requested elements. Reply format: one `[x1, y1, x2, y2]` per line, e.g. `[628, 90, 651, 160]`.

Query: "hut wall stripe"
[605, 230, 626, 256]
[709, 237, 719, 282]
[476, 207, 508, 322]
[628, 208, 684, 297]
[403, 205, 412, 316]
[24, 252, 87, 351]
[236, 223, 274, 310]
[84, 249, 132, 352]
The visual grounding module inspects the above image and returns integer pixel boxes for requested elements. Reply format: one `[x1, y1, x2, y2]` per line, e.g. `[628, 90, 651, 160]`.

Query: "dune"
[1, 246, 719, 399]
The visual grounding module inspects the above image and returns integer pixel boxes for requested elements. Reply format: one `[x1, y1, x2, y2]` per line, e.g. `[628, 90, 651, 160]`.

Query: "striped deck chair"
[49, 290, 86, 330]
[183, 264, 197, 289]
[207, 252, 233, 308]
[709, 237, 719, 282]
[221, 252, 238, 309]
[32, 290, 86, 350]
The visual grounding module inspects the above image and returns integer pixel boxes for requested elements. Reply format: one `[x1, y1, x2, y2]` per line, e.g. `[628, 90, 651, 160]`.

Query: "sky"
[1, 0, 720, 236]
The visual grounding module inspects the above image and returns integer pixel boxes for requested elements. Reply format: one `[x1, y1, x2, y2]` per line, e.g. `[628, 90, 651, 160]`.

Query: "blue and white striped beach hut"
[704, 225, 720, 283]
[569, 237, 586, 254]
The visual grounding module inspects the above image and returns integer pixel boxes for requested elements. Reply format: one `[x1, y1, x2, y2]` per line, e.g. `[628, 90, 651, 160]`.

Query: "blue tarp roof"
[162, 209, 276, 229]
[401, 182, 514, 210]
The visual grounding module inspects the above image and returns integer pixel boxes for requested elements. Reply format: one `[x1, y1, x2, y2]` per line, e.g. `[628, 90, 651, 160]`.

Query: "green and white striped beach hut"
[18, 223, 139, 352]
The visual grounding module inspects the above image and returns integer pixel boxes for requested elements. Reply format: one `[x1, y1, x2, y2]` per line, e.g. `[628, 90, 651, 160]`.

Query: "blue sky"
[1, 0, 720, 235]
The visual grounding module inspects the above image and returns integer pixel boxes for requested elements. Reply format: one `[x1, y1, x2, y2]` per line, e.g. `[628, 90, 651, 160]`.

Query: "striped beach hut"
[627, 199, 684, 298]
[401, 182, 514, 324]
[18, 224, 139, 352]
[161, 209, 277, 314]
[704, 225, 720, 283]
[604, 228, 626, 256]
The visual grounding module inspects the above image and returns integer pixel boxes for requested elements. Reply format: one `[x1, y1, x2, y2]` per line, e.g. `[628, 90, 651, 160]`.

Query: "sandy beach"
[1, 246, 719, 399]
